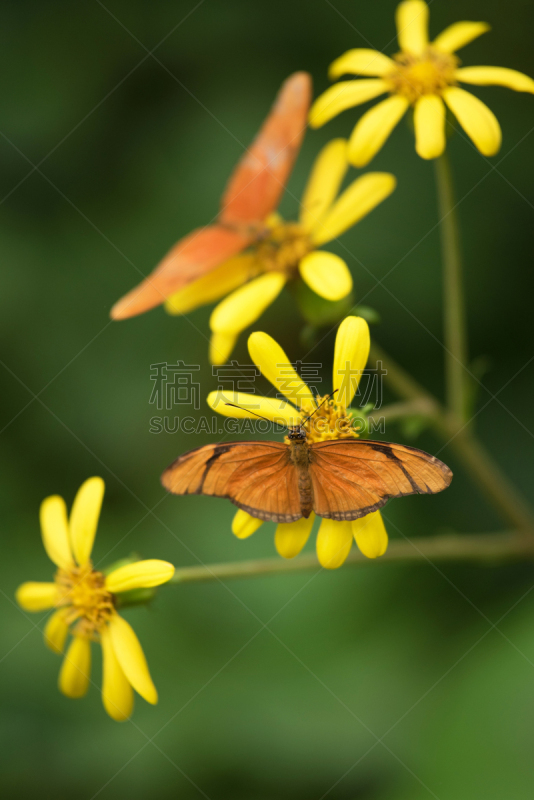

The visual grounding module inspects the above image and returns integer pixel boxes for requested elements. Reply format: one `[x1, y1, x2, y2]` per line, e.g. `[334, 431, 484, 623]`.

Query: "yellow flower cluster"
[15, 0, 531, 723]
[16, 478, 174, 721]
[208, 317, 388, 567]
[166, 139, 395, 364]
[310, 0, 534, 163]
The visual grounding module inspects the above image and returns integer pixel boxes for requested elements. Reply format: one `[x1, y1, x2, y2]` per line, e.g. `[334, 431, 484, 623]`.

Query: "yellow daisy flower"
[15, 477, 175, 721]
[165, 139, 395, 364]
[309, 0, 534, 165]
[206, 316, 388, 568]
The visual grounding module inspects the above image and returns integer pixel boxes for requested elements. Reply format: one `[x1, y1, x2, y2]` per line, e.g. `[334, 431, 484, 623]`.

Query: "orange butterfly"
[161, 410, 453, 524]
[110, 72, 312, 321]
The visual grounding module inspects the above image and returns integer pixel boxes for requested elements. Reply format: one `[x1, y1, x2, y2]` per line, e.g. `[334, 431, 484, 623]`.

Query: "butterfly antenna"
[225, 403, 284, 427]
[300, 390, 339, 427]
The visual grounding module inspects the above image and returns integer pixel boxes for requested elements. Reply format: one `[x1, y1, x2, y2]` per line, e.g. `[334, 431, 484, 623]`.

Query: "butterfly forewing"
[219, 72, 312, 227]
[161, 441, 302, 523]
[111, 72, 311, 320]
[111, 225, 251, 320]
[309, 440, 453, 521]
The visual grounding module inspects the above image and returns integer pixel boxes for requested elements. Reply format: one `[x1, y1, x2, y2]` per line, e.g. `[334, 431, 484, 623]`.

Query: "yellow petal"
[40, 495, 73, 570]
[108, 615, 157, 705]
[164, 254, 260, 315]
[329, 49, 395, 79]
[210, 273, 286, 335]
[232, 509, 264, 539]
[69, 477, 104, 566]
[414, 94, 446, 159]
[206, 389, 302, 426]
[44, 608, 69, 654]
[275, 514, 315, 559]
[299, 251, 353, 301]
[15, 581, 58, 612]
[352, 511, 388, 558]
[106, 560, 175, 593]
[316, 519, 353, 569]
[433, 21, 490, 53]
[396, 0, 429, 55]
[455, 66, 534, 94]
[309, 80, 388, 128]
[312, 172, 396, 245]
[300, 139, 349, 232]
[101, 625, 134, 721]
[210, 331, 238, 366]
[348, 95, 410, 167]
[443, 86, 501, 156]
[248, 332, 315, 408]
[332, 316, 370, 407]
[58, 636, 91, 699]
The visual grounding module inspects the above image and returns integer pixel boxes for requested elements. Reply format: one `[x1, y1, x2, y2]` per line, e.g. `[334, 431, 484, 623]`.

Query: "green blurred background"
[2, 0, 534, 797]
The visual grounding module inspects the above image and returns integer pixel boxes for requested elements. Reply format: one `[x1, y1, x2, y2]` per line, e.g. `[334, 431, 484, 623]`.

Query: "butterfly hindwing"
[161, 440, 302, 523]
[219, 72, 312, 227]
[309, 439, 453, 521]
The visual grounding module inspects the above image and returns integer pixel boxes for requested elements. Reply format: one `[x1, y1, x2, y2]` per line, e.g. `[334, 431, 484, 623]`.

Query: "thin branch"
[368, 398, 436, 426]
[168, 531, 534, 586]
[370, 342, 534, 532]
[435, 152, 468, 420]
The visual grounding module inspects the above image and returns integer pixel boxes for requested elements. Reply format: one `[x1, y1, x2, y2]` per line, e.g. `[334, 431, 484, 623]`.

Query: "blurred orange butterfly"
[111, 71, 312, 320]
[161, 413, 453, 523]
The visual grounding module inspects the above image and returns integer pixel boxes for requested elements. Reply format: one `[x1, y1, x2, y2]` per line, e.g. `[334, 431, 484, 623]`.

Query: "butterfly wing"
[219, 72, 312, 227]
[110, 225, 251, 320]
[309, 440, 453, 521]
[161, 440, 302, 523]
[111, 72, 311, 321]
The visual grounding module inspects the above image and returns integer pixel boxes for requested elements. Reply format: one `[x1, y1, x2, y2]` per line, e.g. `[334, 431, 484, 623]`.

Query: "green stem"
[168, 531, 534, 585]
[370, 342, 534, 532]
[368, 399, 436, 426]
[435, 152, 468, 422]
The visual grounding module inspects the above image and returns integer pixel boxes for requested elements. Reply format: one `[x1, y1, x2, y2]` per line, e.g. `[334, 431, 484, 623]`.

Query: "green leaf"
[102, 553, 141, 576]
[292, 278, 354, 327]
[400, 415, 431, 439]
[352, 305, 381, 325]
[114, 586, 157, 609]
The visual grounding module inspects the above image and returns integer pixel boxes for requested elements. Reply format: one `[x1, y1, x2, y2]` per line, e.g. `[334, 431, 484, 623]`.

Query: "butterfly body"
[161, 432, 452, 524]
[287, 436, 314, 519]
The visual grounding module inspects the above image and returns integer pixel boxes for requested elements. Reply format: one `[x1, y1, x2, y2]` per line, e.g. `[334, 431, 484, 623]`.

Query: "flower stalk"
[368, 398, 436, 425]
[435, 151, 468, 421]
[370, 342, 534, 532]
[168, 530, 534, 585]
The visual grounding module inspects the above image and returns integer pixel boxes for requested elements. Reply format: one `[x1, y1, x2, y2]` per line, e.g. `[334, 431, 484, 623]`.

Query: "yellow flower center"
[55, 563, 115, 638]
[294, 395, 360, 444]
[386, 48, 458, 104]
[256, 216, 312, 277]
